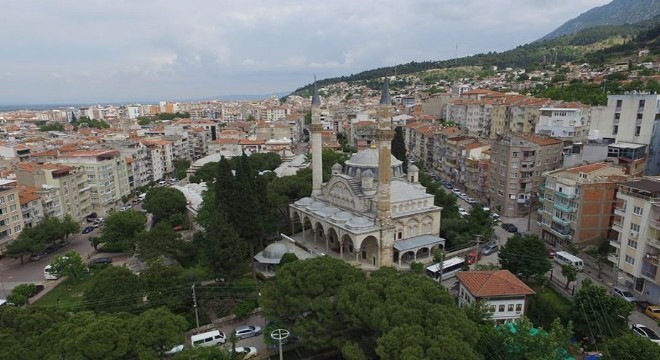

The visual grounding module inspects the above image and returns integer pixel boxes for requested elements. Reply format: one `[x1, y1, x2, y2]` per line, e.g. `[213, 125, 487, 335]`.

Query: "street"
[216, 313, 267, 354]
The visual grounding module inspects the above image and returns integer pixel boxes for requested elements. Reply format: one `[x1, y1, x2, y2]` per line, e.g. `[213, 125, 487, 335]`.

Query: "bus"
[426, 257, 466, 281]
[553, 251, 584, 271]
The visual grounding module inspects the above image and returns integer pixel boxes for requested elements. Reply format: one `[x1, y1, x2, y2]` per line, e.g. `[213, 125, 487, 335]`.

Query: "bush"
[234, 299, 259, 319]
[528, 286, 571, 329]
[98, 241, 130, 253]
[410, 262, 424, 273]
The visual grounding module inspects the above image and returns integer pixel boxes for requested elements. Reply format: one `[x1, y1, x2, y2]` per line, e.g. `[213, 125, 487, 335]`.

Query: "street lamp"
[270, 328, 290, 360]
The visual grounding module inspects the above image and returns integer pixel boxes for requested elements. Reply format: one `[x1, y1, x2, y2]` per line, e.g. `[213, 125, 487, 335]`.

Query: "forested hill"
[539, 0, 660, 41]
[290, 18, 660, 98]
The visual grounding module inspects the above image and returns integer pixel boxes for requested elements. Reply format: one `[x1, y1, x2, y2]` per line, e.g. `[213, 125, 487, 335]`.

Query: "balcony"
[650, 219, 660, 230]
[641, 261, 657, 281]
[614, 207, 626, 217]
[554, 202, 576, 213]
[612, 221, 623, 232]
[607, 253, 619, 264]
[552, 216, 571, 226]
[555, 191, 578, 199]
[609, 238, 621, 248]
[644, 253, 660, 266]
[649, 236, 660, 249]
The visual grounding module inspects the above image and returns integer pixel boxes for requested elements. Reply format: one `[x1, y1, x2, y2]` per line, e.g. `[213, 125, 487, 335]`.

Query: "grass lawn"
[32, 274, 95, 311]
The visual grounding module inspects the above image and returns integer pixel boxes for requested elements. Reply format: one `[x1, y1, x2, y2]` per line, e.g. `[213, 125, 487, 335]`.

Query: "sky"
[0, 0, 610, 105]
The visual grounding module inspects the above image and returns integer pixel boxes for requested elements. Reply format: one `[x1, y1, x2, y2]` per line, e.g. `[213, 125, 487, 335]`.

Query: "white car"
[233, 346, 258, 359]
[459, 210, 469, 217]
[631, 324, 660, 344]
[612, 286, 638, 303]
[466, 197, 476, 204]
[451, 189, 461, 196]
[164, 344, 184, 355]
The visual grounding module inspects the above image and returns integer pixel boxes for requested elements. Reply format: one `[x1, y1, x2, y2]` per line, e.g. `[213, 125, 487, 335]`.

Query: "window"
[490, 305, 496, 313]
[635, 126, 641, 136]
[498, 305, 505, 312]
[614, 113, 620, 120]
[628, 239, 638, 249]
[616, 99, 623, 108]
[14, 225, 20, 233]
[515, 304, 522, 312]
[613, 125, 618, 135]
[508, 304, 514, 312]
[625, 255, 635, 265]
[631, 223, 640, 232]
[637, 113, 643, 120]
[9, 205, 16, 212]
[633, 206, 643, 215]
[7, 194, 14, 201]
[639, 99, 646, 108]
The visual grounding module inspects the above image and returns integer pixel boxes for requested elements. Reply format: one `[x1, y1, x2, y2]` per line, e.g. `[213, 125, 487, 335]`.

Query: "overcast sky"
[0, 0, 610, 104]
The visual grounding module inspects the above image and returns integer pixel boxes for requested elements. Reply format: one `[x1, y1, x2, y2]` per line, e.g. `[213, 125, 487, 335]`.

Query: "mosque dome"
[343, 148, 404, 178]
[254, 242, 290, 264]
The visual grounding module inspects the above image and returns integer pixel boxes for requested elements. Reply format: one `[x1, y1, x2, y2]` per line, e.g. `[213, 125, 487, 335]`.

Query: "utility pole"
[438, 249, 446, 281]
[474, 235, 483, 269]
[192, 284, 200, 329]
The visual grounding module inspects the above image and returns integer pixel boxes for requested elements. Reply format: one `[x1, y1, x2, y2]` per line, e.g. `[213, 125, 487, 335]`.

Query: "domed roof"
[345, 148, 402, 168]
[294, 197, 314, 207]
[263, 243, 288, 259]
[332, 163, 343, 170]
[313, 206, 340, 218]
[362, 169, 374, 178]
[408, 164, 419, 172]
[346, 216, 374, 230]
[307, 201, 325, 211]
[330, 211, 352, 223]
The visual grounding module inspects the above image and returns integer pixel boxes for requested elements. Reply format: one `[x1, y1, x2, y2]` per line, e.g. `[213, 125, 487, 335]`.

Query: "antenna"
[455, 43, 458, 65]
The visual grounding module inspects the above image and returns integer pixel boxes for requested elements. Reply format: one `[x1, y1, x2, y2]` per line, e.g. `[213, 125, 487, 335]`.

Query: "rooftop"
[457, 270, 535, 298]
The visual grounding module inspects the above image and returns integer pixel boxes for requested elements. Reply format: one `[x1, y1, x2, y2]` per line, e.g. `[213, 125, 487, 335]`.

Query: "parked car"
[631, 323, 660, 344]
[163, 344, 184, 356]
[547, 248, 556, 259]
[45, 244, 59, 254]
[234, 325, 262, 339]
[233, 346, 258, 359]
[30, 251, 48, 261]
[501, 223, 518, 233]
[82, 226, 94, 234]
[88, 257, 113, 266]
[85, 212, 98, 222]
[466, 197, 477, 204]
[466, 250, 482, 264]
[451, 189, 461, 196]
[644, 305, 660, 321]
[444, 184, 453, 189]
[119, 206, 130, 212]
[459, 210, 469, 217]
[612, 286, 638, 303]
[481, 243, 499, 256]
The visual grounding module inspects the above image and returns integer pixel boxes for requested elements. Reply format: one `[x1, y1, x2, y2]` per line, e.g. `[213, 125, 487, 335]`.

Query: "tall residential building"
[489, 134, 563, 217]
[610, 178, 660, 302]
[18, 186, 45, 229]
[464, 144, 491, 206]
[538, 163, 627, 246]
[590, 93, 660, 175]
[54, 150, 130, 215]
[0, 180, 24, 255]
[535, 104, 590, 145]
[16, 163, 92, 222]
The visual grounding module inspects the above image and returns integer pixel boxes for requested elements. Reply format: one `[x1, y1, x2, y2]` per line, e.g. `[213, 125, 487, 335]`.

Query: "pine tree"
[391, 126, 408, 173]
[215, 156, 235, 215]
[199, 210, 249, 280]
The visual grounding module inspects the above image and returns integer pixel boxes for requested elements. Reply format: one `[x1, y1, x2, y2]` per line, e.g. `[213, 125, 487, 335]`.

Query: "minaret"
[376, 79, 395, 267]
[310, 78, 323, 197]
[376, 79, 393, 224]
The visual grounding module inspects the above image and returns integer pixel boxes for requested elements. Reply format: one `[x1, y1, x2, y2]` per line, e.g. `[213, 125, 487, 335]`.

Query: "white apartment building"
[16, 162, 93, 222]
[610, 177, 660, 302]
[456, 270, 535, 324]
[0, 180, 25, 255]
[535, 106, 590, 144]
[18, 187, 44, 229]
[141, 139, 174, 180]
[55, 150, 130, 215]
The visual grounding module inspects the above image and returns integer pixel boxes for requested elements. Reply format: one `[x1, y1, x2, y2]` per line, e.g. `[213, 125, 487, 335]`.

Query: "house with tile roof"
[456, 270, 536, 324]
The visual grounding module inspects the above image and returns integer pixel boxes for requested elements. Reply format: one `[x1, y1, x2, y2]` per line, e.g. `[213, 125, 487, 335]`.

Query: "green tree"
[141, 262, 188, 311]
[6, 228, 43, 264]
[498, 233, 551, 282]
[144, 187, 187, 223]
[463, 299, 494, 325]
[135, 222, 186, 261]
[50, 312, 133, 359]
[278, 253, 299, 267]
[172, 159, 190, 180]
[131, 307, 187, 357]
[196, 210, 249, 280]
[261, 257, 366, 351]
[214, 157, 236, 217]
[391, 126, 408, 173]
[49, 251, 86, 284]
[61, 214, 81, 239]
[7, 283, 39, 306]
[570, 279, 634, 340]
[561, 264, 577, 289]
[601, 334, 660, 360]
[83, 266, 143, 313]
[100, 210, 147, 251]
[39, 122, 65, 132]
[189, 161, 219, 184]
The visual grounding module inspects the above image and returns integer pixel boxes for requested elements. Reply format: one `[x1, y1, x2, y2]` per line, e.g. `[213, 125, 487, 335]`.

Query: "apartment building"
[589, 93, 660, 175]
[538, 162, 627, 246]
[0, 180, 24, 254]
[464, 144, 491, 205]
[489, 134, 563, 217]
[18, 186, 44, 230]
[55, 150, 130, 215]
[0, 143, 31, 162]
[443, 136, 476, 187]
[16, 163, 92, 222]
[610, 178, 660, 302]
[535, 104, 590, 145]
[141, 139, 174, 180]
[104, 139, 151, 188]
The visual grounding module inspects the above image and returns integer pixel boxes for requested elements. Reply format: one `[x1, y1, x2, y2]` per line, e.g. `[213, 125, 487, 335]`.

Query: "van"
[190, 330, 226, 348]
[44, 264, 60, 280]
[553, 251, 584, 271]
[138, 193, 146, 201]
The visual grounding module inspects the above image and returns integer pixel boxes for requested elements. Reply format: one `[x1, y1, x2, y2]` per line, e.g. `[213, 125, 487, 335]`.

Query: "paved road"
[216, 314, 267, 354]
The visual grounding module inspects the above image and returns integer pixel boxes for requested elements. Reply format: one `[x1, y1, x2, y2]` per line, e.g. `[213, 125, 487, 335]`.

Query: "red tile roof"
[566, 162, 610, 174]
[457, 270, 535, 297]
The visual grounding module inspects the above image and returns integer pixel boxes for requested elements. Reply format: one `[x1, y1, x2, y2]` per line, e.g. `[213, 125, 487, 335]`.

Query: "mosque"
[287, 80, 445, 268]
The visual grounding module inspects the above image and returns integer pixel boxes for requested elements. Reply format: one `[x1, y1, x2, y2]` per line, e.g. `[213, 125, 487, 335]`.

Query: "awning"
[393, 235, 446, 252]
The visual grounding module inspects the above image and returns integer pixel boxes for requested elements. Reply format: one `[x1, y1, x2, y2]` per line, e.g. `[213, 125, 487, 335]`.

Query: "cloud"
[0, 0, 609, 103]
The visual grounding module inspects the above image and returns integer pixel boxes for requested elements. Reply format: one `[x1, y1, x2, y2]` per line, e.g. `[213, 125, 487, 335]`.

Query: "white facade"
[536, 107, 589, 142]
[457, 283, 527, 323]
[589, 93, 660, 144]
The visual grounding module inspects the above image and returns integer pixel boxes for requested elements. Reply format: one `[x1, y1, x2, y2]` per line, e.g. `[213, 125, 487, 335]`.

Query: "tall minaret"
[310, 78, 323, 197]
[376, 79, 393, 224]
